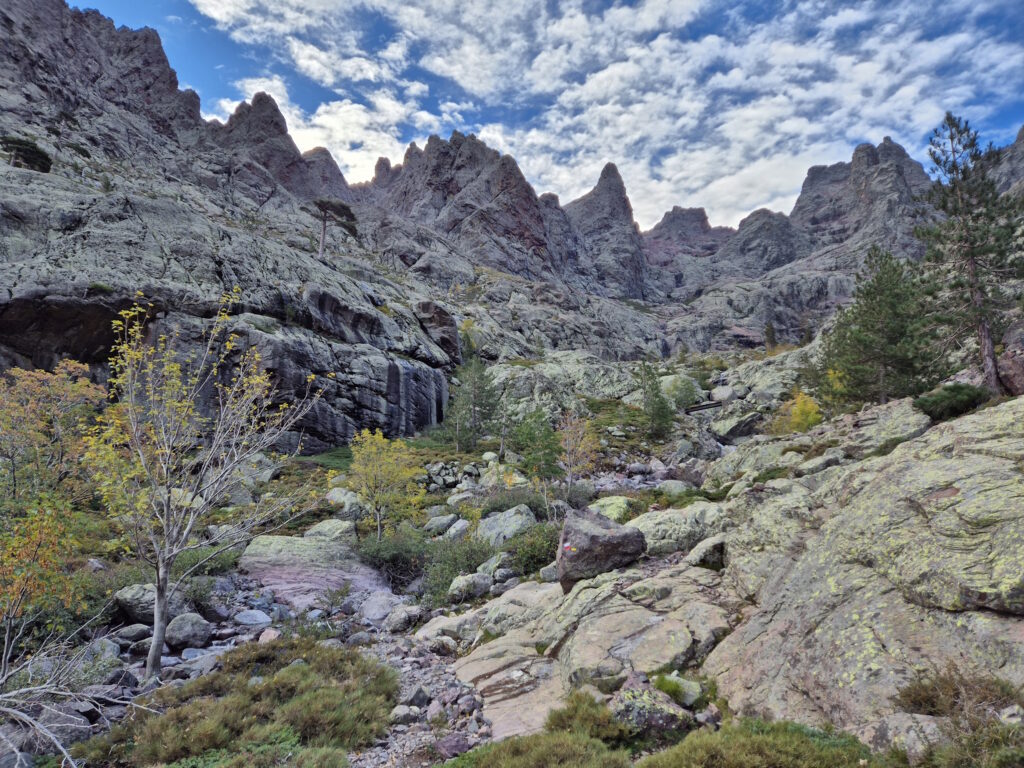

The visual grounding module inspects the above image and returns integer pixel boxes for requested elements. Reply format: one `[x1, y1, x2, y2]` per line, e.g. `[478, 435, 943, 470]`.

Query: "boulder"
[444, 519, 471, 541]
[359, 591, 403, 624]
[477, 504, 537, 547]
[323, 489, 368, 520]
[424, 513, 458, 536]
[239, 530, 386, 610]
[164, 613, 213, 649]
[557, 509, 646, 593]
[710, 385, 736, 402]
[448, 573, 493, 603]
[656, 479, 692, 497]
[113, 584, 189, 624]
[383, 604, 425, 633]
[709, 411, 761, 443]
[609, 672, 693, 738]
[626, 502, 723, 556]
[303, 518, 356, 543]
[587, 496, 633, 522]
[234, 609, 272, 626]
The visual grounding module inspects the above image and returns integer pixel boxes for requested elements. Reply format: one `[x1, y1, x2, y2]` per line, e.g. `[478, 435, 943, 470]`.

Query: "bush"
[769, 390, 823, 435]
[1, 135, 52, 172]
[894, 663, 1024, 768]
[666, 377, 702, 410]
[170, 546, 241, 579]
[503, 524, 561, 576]
[356, 524, 429, 589]
[545, 691, 630, 746]
[447, 731, 630, 768]
[638, 719, 888, 768]
[421, 536, 495, 606]
[913, 384, 990, 422]
[73, 637, 396, 767]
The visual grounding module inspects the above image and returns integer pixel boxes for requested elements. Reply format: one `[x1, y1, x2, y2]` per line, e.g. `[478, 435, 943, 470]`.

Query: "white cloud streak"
[191, 0, 1024, 227]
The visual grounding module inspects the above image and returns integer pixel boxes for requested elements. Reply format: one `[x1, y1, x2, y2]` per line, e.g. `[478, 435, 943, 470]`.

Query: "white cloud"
[187, 0, 1024, 227]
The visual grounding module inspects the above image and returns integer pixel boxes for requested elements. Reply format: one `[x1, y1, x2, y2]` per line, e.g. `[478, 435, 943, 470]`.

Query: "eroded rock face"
[449, 564, 743, 740]
[704, 396, 1024, 737]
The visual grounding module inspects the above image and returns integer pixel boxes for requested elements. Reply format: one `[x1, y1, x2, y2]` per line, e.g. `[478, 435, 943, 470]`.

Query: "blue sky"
[77, 0, 1024, 228]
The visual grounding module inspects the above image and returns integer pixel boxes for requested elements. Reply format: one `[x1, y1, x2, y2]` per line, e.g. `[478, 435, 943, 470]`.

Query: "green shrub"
[1, 135, 52, 172]
[894, 664, 1024, 768]
[503, 523, 560, 576]
[421, 536, 495, 606]
[73, 637, 395, 767]
[913, 384, 990, 422]
[447, 731, 630, 768]
[171, 546, 241, 579]
[545, 691, 630, 746]
[356, 524, 429, 589]
[638, 719, 888, 768]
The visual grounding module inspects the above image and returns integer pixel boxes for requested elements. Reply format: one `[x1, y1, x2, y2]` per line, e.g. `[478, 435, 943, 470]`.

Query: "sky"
[78, 0, 1024, 229]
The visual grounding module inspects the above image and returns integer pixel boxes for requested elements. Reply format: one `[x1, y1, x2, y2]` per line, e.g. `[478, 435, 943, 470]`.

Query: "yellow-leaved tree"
[557, 411, 599, 496]
[769, 389, 824, 435]
[347, 429, 424, 542]
[84, 291, 319, 678]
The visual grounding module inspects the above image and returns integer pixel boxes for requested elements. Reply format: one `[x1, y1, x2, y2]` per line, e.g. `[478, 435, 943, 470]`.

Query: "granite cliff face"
[2, 0, 1023, 439]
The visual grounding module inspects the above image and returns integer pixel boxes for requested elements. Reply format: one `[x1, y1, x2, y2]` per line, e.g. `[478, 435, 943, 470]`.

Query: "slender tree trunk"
[967, 256, 1004, 394]
[318, 216, 327, 259]
[978, 317, 1003, 394]
[145, 565, 169, 679]
[376, 509, 383, 542]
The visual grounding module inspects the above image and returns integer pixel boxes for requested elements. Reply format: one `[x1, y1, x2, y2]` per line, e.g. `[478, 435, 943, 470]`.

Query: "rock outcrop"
[704, 396, 1024, 746]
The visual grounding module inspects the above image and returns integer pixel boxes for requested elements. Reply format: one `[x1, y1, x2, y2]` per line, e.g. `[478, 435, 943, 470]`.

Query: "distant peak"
[598, 162, 624, 188]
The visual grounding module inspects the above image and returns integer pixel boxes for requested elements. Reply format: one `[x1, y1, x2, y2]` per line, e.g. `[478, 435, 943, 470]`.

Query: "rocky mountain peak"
[788, 136, 931, 262]
[222, 92, 289, 143]
[564, 163, 647, 300]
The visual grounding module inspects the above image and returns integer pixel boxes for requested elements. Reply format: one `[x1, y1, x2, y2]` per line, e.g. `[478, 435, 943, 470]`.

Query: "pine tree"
[764, 321, 777, 351]
[444, 356, 498, 451]
[917, 112, 1023, 394]
[637, 361, 673, 438]
[811, 247, 939, 408]
[509, 409, 563, 513]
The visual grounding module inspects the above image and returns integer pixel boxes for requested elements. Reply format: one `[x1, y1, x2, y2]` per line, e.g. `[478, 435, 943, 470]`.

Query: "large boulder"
[587, 496, 633, 522]
[625, 502, 723, 556]
[557, 509, 646, 593]
[239, 529, 386, 610]
[477, 504, 537, 547]
[164, 612, 213, 649]
[113, 584, 189, 624]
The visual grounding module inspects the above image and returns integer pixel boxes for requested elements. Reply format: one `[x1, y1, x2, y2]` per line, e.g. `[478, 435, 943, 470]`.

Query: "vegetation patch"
[638, 719, 897, 768]
[913, 384, 990, 422]
[446, 731, 630, 768]
[502, 523, 561, 576]
[895, 664, 1024, 768]
[545, 691, 631, 747]
[421, 536, 495, 606]
[72, 637, 397, 767]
